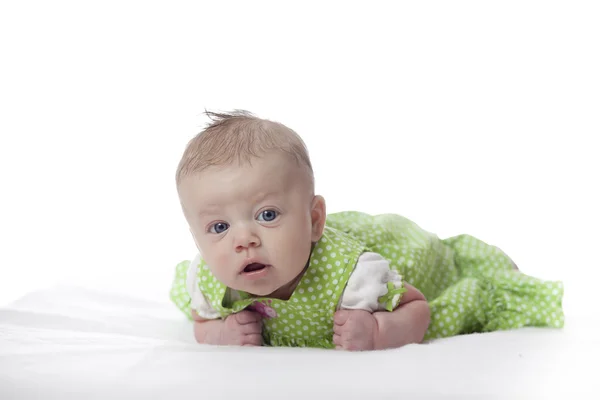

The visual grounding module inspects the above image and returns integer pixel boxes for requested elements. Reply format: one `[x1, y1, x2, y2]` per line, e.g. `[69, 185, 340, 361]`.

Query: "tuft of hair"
[175, 109, 314, 188]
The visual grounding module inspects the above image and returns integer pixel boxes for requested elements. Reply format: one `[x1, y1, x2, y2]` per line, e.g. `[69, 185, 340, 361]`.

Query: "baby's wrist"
[210, 318, 227, 344]
[194, 317, 225, 344]
[373, 310, 407, 350]
[372, 312, 388, 350]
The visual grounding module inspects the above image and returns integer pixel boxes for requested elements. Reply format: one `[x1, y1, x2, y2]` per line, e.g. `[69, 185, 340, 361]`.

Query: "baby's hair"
[176, 109, 314, 189]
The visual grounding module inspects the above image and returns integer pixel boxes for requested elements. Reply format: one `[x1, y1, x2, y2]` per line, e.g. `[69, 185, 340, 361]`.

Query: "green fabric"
[170, 211, 564, 347]
[379, 281, 407, 312]
[326, 212, 565, 339]
[174, 225, 368, 348]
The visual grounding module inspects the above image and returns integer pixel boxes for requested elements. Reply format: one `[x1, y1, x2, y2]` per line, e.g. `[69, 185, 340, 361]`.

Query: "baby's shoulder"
[341, 251, 405, 312]
[352, 252, 396, 281]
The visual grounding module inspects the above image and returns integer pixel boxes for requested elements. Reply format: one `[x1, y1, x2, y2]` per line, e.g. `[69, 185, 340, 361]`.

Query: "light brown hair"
[175, 110, 314, 188]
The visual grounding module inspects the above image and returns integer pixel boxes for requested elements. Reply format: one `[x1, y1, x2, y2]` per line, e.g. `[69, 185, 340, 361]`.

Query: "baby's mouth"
[243, 263, 267, 273]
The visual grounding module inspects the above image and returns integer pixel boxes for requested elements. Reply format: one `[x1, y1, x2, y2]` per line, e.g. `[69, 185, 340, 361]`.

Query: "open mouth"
[243, 263, 267, 273]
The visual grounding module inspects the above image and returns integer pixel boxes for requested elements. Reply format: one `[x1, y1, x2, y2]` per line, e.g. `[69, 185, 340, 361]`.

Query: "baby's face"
[178, 152, 324, 297]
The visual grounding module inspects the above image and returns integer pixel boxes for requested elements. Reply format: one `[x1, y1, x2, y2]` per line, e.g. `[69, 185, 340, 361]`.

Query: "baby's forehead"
[181, 155, 312, 198]
[179, 164, 312, 218]
[201, 152, 309, 182]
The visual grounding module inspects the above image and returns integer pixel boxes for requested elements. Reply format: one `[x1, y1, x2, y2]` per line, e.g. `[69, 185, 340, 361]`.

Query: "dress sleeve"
[170, 254, 222, 320]
[339, 252, 406, 312]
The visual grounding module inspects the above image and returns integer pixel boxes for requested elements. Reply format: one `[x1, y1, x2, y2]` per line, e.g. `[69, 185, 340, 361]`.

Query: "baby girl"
[170, 110, 564, 350]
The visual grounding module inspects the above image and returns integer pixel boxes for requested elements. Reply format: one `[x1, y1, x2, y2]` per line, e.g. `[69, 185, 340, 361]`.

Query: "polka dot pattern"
[179, 227, 366, 348]
[327, 212, 565, 340]
[170, 211, 565, 347]
[170, 260, 193, 319]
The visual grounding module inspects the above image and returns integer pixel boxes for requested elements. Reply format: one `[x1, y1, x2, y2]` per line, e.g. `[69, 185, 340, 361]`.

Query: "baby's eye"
[257, 209, 279, 222]
[209, 222, 229, 234]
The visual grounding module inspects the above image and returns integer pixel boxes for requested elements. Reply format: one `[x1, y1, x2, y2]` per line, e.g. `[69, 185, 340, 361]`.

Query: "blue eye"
[258, 209, 278, 222]
[209, 222, 229, 234]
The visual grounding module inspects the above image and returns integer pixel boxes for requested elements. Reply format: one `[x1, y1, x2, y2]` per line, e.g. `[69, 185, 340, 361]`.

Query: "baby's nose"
[234, 226, 261, 251]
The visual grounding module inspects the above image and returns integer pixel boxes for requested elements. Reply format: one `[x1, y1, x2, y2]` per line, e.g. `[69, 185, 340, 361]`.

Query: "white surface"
[0, 285, 597, 399]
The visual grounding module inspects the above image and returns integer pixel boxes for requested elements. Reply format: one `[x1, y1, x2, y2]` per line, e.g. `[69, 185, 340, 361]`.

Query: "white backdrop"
[0, 0, 598, 321]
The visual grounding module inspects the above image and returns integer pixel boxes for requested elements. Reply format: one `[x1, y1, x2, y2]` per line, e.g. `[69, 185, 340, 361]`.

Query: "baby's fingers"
[332, 320, 345, 336]
[239, 321, 263, 335]
[333, 333, 343, 349]
[334, 310, 349, 326]
[234, 311, 262, 325]
[241, 333, 263, 346]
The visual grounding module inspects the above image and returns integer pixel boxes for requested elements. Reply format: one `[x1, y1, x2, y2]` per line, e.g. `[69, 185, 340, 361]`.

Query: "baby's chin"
[241, 281, 291, 299]
[230, 268, 306, 299]
[229, 281, 278, 297]
[247, 289, 273, 297]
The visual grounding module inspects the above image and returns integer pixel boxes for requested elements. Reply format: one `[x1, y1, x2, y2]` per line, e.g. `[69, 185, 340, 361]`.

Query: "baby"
[170, 110, 564, 351]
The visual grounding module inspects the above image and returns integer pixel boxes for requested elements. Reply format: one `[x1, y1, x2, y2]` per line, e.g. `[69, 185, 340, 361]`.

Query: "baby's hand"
[194, 310, 263, 346]
[220, 311, 264, 346]
[333, 309, 377, 351]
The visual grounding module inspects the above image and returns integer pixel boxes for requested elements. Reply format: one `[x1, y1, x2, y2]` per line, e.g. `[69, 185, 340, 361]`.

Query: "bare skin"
[182, 152, 431, 350]
[192, 282, 430, 350]
[193, 309, 263, 346]
[333, 282, 430, 351]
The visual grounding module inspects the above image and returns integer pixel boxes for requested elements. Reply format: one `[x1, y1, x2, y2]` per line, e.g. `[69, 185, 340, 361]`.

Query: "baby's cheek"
[205, 252, 234, 283]
[286, 232, 313, 269]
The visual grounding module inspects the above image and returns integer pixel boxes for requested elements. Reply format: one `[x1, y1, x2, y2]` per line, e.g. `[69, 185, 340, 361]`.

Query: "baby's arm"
[373, 283, 430, 349]
[192, 309, 263, 346]
[333, 283, 430, 351]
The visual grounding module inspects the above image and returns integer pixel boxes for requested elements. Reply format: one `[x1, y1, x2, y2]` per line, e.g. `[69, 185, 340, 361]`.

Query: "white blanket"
[0, 285, 596, 399]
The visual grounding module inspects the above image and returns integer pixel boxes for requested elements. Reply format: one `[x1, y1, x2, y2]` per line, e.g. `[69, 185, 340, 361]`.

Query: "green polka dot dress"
[170, 211, 564, 347]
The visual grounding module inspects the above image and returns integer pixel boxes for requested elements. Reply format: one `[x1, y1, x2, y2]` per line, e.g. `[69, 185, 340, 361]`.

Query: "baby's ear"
[310, 195, 327, 242]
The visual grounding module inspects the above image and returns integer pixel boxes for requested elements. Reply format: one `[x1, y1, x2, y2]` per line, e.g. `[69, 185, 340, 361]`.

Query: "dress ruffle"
[425, 265, 564, 340]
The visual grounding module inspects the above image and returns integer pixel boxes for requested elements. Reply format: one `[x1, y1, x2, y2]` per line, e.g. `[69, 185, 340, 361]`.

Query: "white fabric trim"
[185, 251, 403, 319]
[185, 254, 221, 319]
[339, 252, 404, 312]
